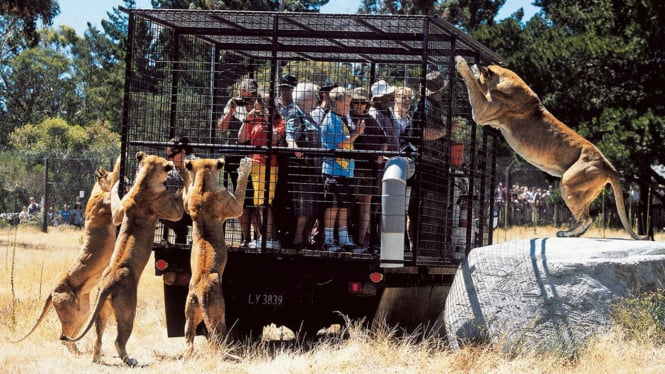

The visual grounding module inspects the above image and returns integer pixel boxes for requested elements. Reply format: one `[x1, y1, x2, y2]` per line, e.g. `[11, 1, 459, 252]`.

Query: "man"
[311, 78, 337, 125]
[162, 136, 195, 244]
[277, 73, 298, 118]
[217, 78, 261, 247]
[27, 197, 40, 216]
[368, 80, 398, 152]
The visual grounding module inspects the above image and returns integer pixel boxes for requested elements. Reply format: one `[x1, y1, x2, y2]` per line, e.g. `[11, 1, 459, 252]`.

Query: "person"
[27, 196, 40, 217]
[392, 84, 448, 250]
[72, 201, 84, 229]
[419, 70, 450, 144]
[60, 204, 71, 225]
[311, 78, 337, 125]
[239, 96, 285, 251]
[162, 135, 196, 244]
[369, 80, 398, 152]
[47, 205, 59, 226]
[320, 87, 362, 252]
[347, 87, 387, 251]
[18, 206, 29, 224]
[217, 78, 261, 247]
[285, 82, 323, 250]
[277, 73, 298, 118]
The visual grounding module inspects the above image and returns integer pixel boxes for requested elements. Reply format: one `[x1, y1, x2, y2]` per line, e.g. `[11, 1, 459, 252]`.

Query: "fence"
[0, 152, 115, 230]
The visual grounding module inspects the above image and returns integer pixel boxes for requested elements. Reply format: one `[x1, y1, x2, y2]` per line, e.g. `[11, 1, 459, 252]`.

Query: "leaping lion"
[9, 158, 120, 354]
[455, 55, 648, 239]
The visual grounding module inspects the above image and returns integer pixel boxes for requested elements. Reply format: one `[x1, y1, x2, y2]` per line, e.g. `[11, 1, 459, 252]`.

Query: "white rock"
[442, 237, 665, 351]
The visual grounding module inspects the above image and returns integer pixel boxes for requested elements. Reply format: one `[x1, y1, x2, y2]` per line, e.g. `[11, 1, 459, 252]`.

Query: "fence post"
[41, 157, 48, 233]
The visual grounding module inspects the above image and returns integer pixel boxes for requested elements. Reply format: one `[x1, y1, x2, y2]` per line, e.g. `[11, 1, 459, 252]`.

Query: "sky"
[53, 0, 540, 36]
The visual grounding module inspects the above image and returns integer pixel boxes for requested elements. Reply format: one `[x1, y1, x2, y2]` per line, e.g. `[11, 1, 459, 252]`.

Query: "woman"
[348, 87, 387, 251]
[239, 97, 285, 251]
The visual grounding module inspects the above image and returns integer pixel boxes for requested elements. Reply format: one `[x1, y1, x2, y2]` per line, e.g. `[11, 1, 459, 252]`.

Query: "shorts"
[354, 161, 379, 197]
[252, 163, 278, 206]
[323, 174, 354, 209]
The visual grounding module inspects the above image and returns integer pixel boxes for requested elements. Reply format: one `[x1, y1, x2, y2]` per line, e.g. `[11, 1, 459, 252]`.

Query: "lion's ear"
[185, 160, 193, 171]
[481, 67, 493, 79]
[136, 151, 145, 162]
[216, 159, 224, 170]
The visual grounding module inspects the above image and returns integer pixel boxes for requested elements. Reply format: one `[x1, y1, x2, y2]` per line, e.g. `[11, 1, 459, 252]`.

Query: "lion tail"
[8, 294, 53, 343]
[609, 175, 649, 240]
[60, 284, 112, 342]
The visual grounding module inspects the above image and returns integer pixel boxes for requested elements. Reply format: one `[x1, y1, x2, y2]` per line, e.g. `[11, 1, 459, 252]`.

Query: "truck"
[118, 8, 504, 338]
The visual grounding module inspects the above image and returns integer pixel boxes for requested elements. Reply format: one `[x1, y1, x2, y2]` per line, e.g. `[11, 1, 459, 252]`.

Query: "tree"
[1, 39, 78, 137]
[0, 0, 59, 53]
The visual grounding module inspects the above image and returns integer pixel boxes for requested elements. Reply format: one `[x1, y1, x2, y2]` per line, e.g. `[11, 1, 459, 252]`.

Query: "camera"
[232, 96, 248, 106]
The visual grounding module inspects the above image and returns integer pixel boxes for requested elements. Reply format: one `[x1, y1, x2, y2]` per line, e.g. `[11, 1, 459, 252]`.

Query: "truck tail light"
[348, 281, 377, 297]
[369, 272, 384, 283]
[155, 259, 168, 271]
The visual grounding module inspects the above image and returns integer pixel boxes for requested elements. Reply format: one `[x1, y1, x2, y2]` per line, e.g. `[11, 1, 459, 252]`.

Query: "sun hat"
[351, 87, 371, 103]
[328, 87, 351, 102]
[370, 80, 395, 99]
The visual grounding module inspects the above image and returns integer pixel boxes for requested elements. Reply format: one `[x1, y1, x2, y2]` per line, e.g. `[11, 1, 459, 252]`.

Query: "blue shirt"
[321, 111, 354, 177]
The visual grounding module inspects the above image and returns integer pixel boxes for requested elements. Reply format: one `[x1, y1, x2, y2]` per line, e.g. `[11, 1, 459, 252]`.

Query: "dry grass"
[1, 225, 664, 373]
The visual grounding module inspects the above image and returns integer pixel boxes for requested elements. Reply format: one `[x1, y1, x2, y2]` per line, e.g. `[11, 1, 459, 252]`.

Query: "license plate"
[247, 292, 284, 306]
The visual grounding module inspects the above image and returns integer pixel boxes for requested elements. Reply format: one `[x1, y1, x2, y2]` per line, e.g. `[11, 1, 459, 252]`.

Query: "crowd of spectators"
[4, 195, 86, 228]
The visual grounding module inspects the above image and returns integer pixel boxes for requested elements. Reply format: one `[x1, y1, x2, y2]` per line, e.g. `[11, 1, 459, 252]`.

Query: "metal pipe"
[380, 157, 414, 268]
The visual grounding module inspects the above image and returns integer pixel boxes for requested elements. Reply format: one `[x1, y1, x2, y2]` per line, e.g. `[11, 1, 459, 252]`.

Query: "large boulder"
[442, 237, 665, 351]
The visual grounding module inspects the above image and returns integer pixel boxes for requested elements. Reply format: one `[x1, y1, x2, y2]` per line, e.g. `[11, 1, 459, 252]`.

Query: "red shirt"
[245, 118, 285, 166]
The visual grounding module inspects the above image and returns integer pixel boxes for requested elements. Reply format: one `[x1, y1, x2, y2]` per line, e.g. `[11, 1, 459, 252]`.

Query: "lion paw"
[96, 167, 108, 179]
[455, 55, 467, 70]
[238, 157, 252, 178]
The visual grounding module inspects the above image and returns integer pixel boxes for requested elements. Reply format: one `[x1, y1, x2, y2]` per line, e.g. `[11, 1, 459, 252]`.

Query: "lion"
[10, 158, 120, 354]
[181, 157, 251, 357]
[455, 55, 648, 239]
[61, 151, 184, 366]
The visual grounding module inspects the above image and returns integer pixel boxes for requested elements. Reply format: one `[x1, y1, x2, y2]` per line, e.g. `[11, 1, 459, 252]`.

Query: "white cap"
[370, 80, 395, 99]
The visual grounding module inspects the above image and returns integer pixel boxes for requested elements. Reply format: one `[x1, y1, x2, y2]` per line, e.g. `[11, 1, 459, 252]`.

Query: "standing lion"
[10, 158, 120, 354]
[182, 157, 251, 357]
[61, 151, 184, 366]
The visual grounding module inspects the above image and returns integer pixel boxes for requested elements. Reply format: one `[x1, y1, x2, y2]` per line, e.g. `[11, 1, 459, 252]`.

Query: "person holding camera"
[238, 97, 285, 251]
[217, 78, 261, 247]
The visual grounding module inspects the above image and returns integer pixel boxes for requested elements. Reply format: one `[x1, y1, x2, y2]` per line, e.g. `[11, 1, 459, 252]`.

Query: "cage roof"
[126, 8, 505, 65]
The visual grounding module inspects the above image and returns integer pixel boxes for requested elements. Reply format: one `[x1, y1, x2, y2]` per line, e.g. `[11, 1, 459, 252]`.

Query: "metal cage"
[121, 9, 503, 266]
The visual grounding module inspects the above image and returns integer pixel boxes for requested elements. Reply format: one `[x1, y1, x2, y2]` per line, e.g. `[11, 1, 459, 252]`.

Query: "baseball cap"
[320, 78, 338, 93]
[278, 74, 298, 88]
[426, 70, 448, 95]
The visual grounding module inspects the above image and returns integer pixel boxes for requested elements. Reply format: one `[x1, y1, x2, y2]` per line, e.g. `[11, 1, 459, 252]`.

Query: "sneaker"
[248, 237, 262, 249]
[352, 247, 367, 255]
[265, 239, 281, 250]
[323, 242, 341, 252]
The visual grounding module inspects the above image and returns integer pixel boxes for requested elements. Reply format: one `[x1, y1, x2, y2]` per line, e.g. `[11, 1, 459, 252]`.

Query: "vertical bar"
[169, 32, 181, 139]
[488, 130, 498, 244]
[118, 10, 136, 198]
[465, 54, 481, 254]
[41, 158, 48, 233]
